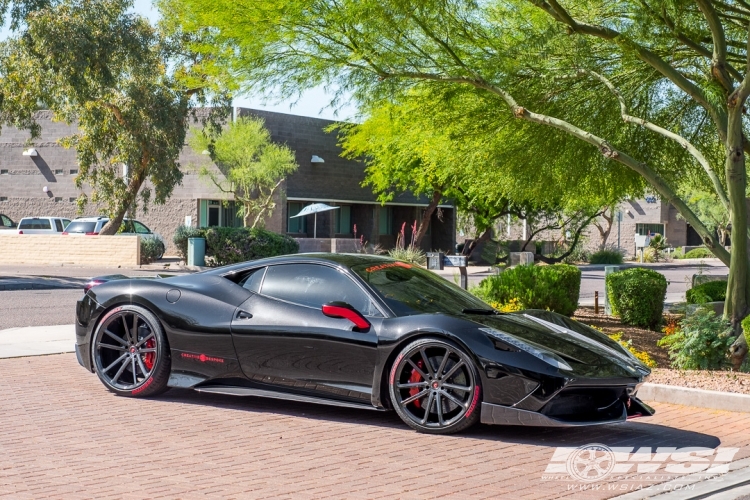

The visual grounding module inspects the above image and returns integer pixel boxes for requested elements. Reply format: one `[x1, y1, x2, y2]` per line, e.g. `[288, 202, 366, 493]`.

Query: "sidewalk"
[0, 324, 75, 358]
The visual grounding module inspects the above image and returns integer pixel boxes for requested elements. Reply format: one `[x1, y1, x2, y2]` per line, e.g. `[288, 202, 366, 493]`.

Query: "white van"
[15, 216, 71, 234]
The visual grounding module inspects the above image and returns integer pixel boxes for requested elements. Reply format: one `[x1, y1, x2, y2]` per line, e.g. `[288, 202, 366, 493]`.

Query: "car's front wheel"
[92, 305, 170, 397]
[389, 338, 482, 434]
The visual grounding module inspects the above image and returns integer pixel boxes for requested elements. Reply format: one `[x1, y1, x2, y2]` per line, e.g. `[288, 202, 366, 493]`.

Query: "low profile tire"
[389, 338, 482, 434]
[92, 305, 170, 397]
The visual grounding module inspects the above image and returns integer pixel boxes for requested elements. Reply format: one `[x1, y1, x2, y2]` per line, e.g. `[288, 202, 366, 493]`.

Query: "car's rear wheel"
[92, 305, 170, 397]
[389, 338, 481, 434]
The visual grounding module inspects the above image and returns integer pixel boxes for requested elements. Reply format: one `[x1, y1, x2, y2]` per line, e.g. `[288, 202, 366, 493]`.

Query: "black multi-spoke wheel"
[92, 305, 170, 397]
[389, 338, 481, 434]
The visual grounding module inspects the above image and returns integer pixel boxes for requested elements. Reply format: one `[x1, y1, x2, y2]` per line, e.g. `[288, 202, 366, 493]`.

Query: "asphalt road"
[0, 289, 81, 329]
[0, 261, 731, 330]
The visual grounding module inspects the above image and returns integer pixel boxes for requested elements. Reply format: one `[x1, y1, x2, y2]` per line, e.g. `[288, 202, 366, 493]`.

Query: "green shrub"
[473, 264, 581, 316]
[140, 234, 165, 264]
[658, 307, 734, 370]
[742, 315, 750, 355]
[203, 226, 299, 266]
[684, 247, 714, 259]
[606, 268, 667, 329]
[173, 225, 204, 261]
[589, 249, 624, 265]
[686, 280, 727, 304]
[672, 247, 685, 259]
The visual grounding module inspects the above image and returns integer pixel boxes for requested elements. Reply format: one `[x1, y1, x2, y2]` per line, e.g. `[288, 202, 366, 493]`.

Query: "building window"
[378, 206, 392, 235]
[0, 169, 7, 175]
[288, 202, 307, 233]
[69, 197, 77, 203]
[69, 169, 78, 175]
[198, 199, 242, 228]
[54, 197, 62, 202]
[0, 197, 7, 202]
[334, 205, 351, 234]
[636, 223, 665, 236]
[54, 169, 64, 175]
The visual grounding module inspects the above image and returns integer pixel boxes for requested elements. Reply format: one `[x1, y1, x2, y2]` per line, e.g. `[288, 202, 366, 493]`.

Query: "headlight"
[479, 327, 572, 371]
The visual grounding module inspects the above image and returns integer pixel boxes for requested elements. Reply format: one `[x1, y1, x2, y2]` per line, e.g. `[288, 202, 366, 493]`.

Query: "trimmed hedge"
[173, 225, 298, 266]
[686, 280, 727, 304]
[606, 268, 667, 329]
[684, 247, 714, 259]
[204, 226, 299, 266]
[473, 264, 581, 316]
[589, 249, 624, 265]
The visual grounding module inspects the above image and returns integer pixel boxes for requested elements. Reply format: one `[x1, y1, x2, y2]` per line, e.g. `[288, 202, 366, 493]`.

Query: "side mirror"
[322, 302, 371, 330]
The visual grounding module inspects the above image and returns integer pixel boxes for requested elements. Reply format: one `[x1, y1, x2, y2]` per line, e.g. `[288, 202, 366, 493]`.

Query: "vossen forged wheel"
[92, 305, 170, 397]
[389, 338, 481, 434]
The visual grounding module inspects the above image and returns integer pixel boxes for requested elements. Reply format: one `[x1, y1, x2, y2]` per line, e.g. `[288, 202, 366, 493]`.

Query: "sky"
[0, 0, 358, 122]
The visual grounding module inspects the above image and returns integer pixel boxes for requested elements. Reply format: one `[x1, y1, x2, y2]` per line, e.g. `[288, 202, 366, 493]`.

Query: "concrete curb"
[638, 383, 750, 414]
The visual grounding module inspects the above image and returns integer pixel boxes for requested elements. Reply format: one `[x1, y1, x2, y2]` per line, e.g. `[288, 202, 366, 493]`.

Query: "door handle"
[236, 310, 253, 320]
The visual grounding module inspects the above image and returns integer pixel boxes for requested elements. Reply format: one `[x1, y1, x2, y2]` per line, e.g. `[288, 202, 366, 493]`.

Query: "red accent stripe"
[322, 305, 370, 329]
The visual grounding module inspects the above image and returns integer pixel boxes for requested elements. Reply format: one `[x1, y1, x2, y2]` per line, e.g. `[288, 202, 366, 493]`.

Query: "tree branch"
[583, 69, 729, 210]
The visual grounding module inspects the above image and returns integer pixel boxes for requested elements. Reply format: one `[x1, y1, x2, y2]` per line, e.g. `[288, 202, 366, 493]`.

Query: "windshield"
[351, 261, 492, 316]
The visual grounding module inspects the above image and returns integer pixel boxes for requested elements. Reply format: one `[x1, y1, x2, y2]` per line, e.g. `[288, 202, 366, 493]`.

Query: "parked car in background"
[63, 216, 164, 259]
[0, 214, 16, 229]
[13, 216, 71, 234]
[62, 216, 109, 235]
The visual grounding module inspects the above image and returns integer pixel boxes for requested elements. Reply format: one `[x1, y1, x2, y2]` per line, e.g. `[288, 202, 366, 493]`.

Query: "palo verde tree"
[339, 86, 641, 256]
[190, 116, 299, 228]
[0, 0, 230, 235]
[164, 0, 750, 365]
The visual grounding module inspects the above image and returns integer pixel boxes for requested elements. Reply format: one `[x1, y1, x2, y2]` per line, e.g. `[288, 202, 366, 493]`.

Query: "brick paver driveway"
[1, 354, 748, 499]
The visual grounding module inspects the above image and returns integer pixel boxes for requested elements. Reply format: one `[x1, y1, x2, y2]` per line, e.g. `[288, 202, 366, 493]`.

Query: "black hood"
[462, 309, 650, 380]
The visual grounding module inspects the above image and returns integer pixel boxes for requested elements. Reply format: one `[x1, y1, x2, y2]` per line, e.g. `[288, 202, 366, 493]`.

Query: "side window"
[62, 219, 70, 228]
[260, 263, 379, 315]
[134, 221, 150, 234]
[1, 215, 9, 226]
[54, 219, 63, 232]
[238, 267, 266, 293]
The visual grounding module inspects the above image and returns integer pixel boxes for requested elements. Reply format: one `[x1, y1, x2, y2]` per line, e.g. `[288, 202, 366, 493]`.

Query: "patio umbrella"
[289, 203, 340, 238]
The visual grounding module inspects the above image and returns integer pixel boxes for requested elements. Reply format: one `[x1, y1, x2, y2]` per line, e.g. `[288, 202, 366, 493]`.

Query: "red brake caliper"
[409, 360, 424, 408]
[143, 338, 156, 370]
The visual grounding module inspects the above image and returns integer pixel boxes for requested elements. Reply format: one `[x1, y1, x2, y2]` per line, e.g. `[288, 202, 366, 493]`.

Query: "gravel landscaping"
[647, 368, 750, 395]
[573, 307, 750, 395]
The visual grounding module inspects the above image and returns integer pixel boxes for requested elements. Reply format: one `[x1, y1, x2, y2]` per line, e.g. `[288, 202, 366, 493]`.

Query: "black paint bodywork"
[75, 253, 654, 426]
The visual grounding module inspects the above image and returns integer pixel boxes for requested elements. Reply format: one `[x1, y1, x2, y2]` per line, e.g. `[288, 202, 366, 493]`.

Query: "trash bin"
[187, 237, 206, 267]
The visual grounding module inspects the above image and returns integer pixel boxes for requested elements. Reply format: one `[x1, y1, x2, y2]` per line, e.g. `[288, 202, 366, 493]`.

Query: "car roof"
[206, 253, 396, 276]
[19, 216, 70, 219]
[71, 216, 108, 222]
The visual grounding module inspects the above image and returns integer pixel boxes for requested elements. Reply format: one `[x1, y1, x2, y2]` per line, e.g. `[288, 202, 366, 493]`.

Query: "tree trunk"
[413, 190, 441, 247]
[98, 158, 148, 236]
[724, 99, 750, 368]
[593, 207, 613, 251]
[465, 227, 492, 260]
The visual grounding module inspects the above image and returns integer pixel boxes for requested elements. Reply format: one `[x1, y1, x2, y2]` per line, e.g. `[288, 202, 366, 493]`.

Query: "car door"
[231, 263, 383, 403]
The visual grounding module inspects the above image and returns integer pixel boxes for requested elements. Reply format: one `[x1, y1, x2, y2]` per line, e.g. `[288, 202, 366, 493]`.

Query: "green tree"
[191, 116, 298, 228]
[162, 0, 750, 366]
[0, 0, 228, 235]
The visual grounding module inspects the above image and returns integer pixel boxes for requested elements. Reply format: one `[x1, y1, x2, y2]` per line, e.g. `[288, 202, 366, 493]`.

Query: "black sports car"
[75, 253, 654, 434]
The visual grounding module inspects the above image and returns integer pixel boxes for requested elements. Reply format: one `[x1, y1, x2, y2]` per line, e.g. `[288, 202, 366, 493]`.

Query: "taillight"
[85, 232, 98, 235]
[18, 230, 23, 234]
[62, 231, 68, 235]
[83, 279, 105, 293]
